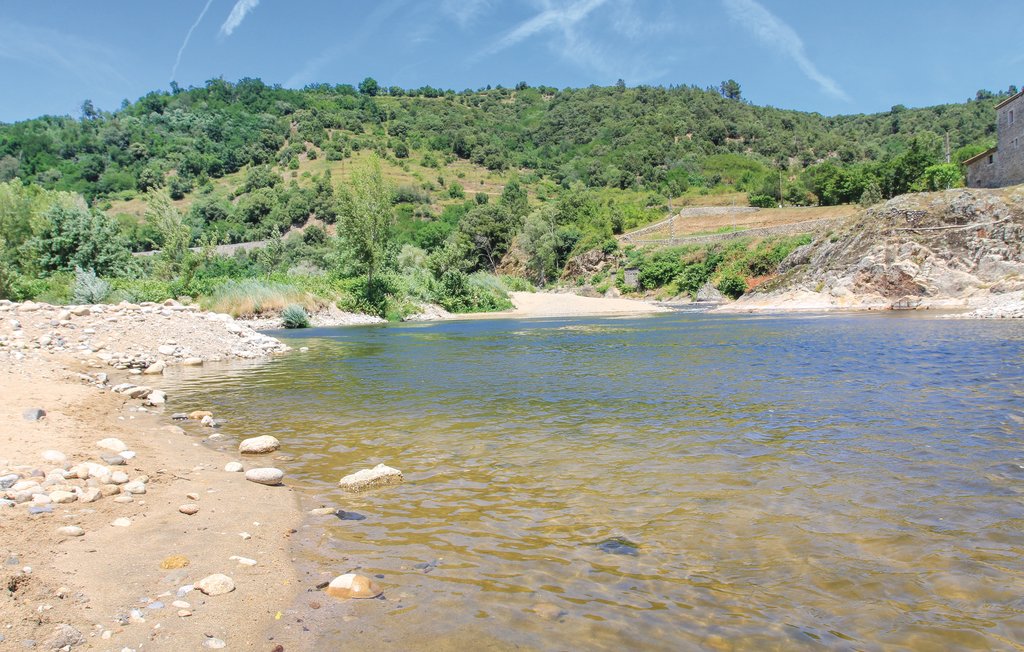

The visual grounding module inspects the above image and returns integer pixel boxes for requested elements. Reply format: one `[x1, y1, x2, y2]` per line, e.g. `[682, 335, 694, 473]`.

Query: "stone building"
[965, 89, 1024, 188]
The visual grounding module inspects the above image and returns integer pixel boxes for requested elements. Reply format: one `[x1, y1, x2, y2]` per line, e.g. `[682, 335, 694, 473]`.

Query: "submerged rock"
[595, 537, 639, 556]
[337, 464, 403, 492]
[325, 573, 382, 599]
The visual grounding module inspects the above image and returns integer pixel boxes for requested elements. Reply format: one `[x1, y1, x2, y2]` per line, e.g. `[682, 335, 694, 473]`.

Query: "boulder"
[244, 467, 284, 486]
[196, 574, 235, 596]
[238, 435, 280, 454]
[325, 573, 382, 599]
[337, 464, 404, 492]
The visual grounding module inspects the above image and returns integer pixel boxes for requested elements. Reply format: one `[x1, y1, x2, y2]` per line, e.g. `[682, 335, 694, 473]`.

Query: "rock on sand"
[197, 573, 235, 596]
[244, 467, 284, 486]
[238, 435, 280, 454]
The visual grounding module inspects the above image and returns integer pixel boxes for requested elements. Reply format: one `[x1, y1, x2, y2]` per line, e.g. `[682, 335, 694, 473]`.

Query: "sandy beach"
[0, 301, 305, 651]
[448, 291, 671, 320]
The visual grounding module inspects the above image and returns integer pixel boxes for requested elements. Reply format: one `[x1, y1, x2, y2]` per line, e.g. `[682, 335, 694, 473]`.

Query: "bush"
[716, 272, 747, 299]
[281, 304, 311, 328]
[748, 194, 777, 208]
[200, 279, 320, 317]
[72, 267, 111, 304]
[448, 182, 465, 199]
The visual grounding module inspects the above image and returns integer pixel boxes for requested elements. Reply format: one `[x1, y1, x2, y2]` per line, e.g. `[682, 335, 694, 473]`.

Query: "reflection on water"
[164, 312, 1024, 650]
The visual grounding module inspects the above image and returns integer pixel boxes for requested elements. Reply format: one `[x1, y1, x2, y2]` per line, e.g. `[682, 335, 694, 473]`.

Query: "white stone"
[229, 556, 257, 566]
[78, 487, 101, 503]
[57, 525, 84, 537]
[244, 468, 284, 486]
[97, 438, 129, 453]
[41, 450, 66, 463]
[143, 360, 166, 375]
[182, 357, 204, 366]
[111, 517, 131, 527]
[337, 464, 404, 492]
[196, 574, 235, 596]
[224, 462, 243, 473]
[238, 435, 280, 454]
[145, 390, 167, 406]
[49, 490, 77, 504]
[122, 481, 146, 495]
[178, 503, 199, 515]
[110, 471, 129, 485]
[157, 345, 176, 356]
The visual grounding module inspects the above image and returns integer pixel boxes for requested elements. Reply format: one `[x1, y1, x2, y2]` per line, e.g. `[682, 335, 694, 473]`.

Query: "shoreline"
[0, 301, 307, 651]
[415, 291, 672, 322]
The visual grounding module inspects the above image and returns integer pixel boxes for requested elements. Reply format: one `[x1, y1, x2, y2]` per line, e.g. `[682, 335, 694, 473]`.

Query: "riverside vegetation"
[0, 78, 1016, 319]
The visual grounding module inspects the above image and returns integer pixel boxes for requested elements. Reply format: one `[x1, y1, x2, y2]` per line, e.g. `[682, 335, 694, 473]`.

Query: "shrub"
[748, 194, 777, 208]
[281, 304, 311, 329]
[72, 267, 111, 304]
[716, 272, 747, 299]
[448, 182, 465, 199]
[200, 279, 320, 317]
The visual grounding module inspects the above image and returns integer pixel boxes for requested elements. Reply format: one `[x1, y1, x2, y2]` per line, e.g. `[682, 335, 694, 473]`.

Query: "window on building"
[1011, 109, 1015, 125]
[988, 155, 994, 164]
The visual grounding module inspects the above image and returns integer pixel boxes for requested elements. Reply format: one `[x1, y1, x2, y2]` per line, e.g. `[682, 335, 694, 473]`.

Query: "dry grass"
[633, 204, 859, 240]
[199, 279, 323, 318]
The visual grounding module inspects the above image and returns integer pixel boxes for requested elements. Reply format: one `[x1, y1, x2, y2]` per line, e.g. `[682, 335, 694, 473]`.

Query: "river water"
[166, 312, 1024, 650]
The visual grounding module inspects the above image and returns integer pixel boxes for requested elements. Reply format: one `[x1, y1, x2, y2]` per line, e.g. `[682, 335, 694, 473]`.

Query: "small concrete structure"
[966, 89, 1024, 188]
[623, 268, 639, 289]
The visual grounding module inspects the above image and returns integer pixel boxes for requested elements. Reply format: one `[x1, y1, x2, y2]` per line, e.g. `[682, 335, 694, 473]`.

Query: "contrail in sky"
[171, 0, 216, 82]
[220, 0, 260, 36]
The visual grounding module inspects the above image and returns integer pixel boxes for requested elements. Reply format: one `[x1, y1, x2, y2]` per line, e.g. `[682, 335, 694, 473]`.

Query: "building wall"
[996, 94, 1024, 186]
[966, 150, 999, 188]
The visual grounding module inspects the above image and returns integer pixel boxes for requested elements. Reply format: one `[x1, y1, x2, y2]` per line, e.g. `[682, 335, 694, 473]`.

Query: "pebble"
[177, 609, 192, 618]
[79, 488, 101, 503]
[238, 435, 280, 454]
[111, 517, 131, 527]
[310, 507, 337, 516]
[229, 556, 257, 566]
[182, 357, 204, 366]
[244, 467, 284, 486]
[49, 491, 77, 504]
[186, 492, 199, 500]
[22, 408, 46, 421]
[145, 390, 167, 406]
[189, 411, 213, 420]
[203, 638, 226, 649]
[160, 555, 190, 570]
[110, 471, 129, 484]
[171, 413, 189, 421]
[122, 481, 146, 495]
[103, 455, 127, 466]
[178, 504, 199, 515]
[57, 525, 85, 537]
[142, 360, 166, 375]
[28, 506, 53, 515]
[171, 600, 190, 609]
[224, 462, 243, 473]
[163, 425, 187, 436]
[113, 495, 133, 504]
[196, 574, 235, 596]
[40, 450, 66, 463]
[146, 601, 164, 610]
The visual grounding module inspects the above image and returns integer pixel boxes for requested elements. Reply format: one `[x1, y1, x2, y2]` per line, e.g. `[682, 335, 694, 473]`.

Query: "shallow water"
[166, 312, 1024, 650]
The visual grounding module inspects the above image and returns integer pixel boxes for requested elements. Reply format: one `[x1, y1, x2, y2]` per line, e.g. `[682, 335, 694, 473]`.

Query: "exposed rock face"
[726, 187, 1024, 313]
[337, 464, 403, 492]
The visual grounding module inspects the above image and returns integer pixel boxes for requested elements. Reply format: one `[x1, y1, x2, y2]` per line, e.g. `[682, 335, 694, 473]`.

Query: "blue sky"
[0, 0, 1020, 123]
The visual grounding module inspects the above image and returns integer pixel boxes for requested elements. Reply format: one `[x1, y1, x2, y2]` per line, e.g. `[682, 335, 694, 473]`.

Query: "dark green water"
[166, 312, 1024, 650]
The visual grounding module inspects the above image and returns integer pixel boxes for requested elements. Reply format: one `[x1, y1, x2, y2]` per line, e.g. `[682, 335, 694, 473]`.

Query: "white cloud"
[480, 0, 608, 57]
[441, 0, 491, 28]
[722, 0, 849, 101]
[220, 0, 260, 37]
[0, 21, 127, 87]
[171, 0, 216, 81]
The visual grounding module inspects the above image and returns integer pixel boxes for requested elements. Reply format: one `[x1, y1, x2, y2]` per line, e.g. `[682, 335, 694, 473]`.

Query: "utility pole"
[944, 132, 951, 164]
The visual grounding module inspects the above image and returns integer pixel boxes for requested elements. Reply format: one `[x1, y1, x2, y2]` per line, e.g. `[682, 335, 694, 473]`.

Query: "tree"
[358, 77, 380, 97]
[859, 179, 883, 207]
[337, 154, 395, 294]
[146, 189, 194, 281]
[919, 163, 963, 191]
[719, 79, 742, 101]
[498, 178, 529, 220]
[521, 204, 559, 285]
[458, 203, 517, 272]
[31, 203, 131, 276]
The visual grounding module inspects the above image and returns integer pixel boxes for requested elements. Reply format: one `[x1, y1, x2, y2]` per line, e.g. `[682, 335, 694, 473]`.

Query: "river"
[166, 311, 1024, 650]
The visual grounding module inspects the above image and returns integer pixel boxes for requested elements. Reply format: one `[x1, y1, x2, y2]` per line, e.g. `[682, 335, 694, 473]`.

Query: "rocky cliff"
[724, 186, 1024, 316]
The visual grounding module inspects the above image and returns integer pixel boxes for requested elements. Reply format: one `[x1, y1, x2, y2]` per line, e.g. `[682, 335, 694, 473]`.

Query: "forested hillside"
[0, 78, 1014, 318]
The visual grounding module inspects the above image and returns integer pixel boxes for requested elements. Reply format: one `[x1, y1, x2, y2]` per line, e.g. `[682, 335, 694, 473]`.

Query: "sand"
[450, 291, 670, 320]
[0, 317, 306, 650]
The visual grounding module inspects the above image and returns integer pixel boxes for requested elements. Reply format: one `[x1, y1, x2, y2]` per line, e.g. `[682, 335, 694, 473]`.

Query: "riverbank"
[436, 291, 671, 321]
[0, 301, 305, 650]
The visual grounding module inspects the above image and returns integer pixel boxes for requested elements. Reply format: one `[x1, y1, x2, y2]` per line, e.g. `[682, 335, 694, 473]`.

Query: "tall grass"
[199, 279, 322, 317]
